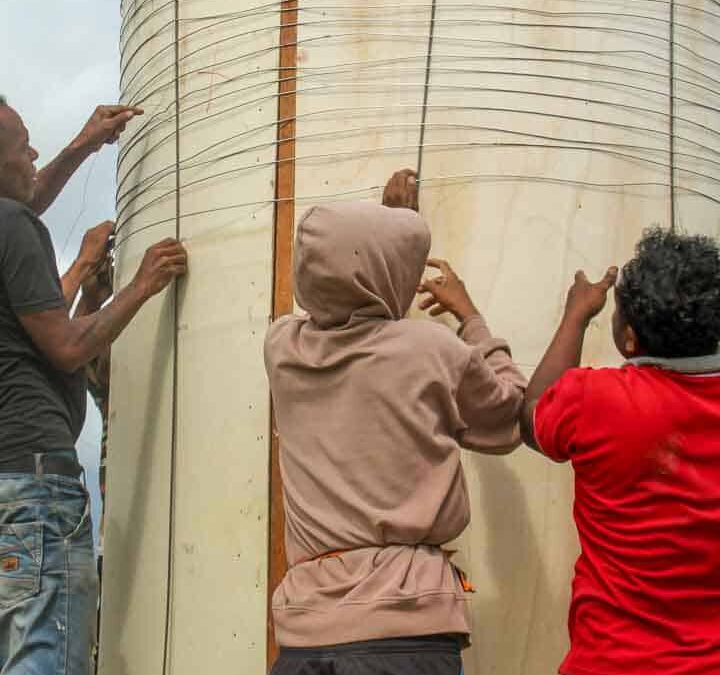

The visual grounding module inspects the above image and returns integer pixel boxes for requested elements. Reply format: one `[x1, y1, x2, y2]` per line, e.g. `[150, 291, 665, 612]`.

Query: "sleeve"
[0, 207, 65, 315]
[263, 314, 297, 378]
[533, 368, 589, 463]
[456, 315, 528, 453]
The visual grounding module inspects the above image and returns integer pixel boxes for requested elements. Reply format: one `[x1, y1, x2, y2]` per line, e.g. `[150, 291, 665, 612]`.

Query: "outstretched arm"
[520, 268, 618, 449]
[20, 239, 186, 373]
[28, 105, 143, 215]
[418, 259, 526, 454]
[61, 221, 114, 307]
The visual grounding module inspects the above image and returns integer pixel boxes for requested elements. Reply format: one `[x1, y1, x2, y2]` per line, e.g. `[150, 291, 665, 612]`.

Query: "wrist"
[454, 301, 480, 323]
[81, 287, 106, 309]
[67, 135, 95, 158]
[128, 277, 151, 303]
[561, 308, 592, 330]
[70, 256, 95, 281]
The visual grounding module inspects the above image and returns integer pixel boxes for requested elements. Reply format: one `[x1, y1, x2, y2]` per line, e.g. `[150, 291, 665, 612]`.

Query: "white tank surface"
[102, 2, 720, 674]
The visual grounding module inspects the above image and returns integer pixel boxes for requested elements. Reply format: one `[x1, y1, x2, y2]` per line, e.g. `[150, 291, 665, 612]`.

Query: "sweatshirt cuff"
[457, 314, 492, 345]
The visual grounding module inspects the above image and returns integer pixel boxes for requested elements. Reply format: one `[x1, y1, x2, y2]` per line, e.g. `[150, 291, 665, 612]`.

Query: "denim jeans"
[0, 473, 97, 675]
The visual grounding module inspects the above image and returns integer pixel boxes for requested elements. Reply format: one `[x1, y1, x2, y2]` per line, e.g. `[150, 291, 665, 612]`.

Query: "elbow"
[488, 441, 520, 456]
[519, 400, 539, 450]
[519, 415, 533, 447]
[459, 422, 523, 456]
[46, 345, 86, 374]
[493, 424, 524, 455]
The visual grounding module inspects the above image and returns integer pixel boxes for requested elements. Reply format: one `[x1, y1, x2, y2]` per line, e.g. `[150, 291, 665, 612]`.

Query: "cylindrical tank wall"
[102, 2, 720, 674]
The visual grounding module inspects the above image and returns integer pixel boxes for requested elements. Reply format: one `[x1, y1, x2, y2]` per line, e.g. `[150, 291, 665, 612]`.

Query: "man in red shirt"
[419, 227, 720, 675]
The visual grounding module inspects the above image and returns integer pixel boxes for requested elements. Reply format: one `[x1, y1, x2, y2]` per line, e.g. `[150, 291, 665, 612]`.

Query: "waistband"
[305, 546, 475, 593]
[0, 450, 82, 479]
[278, 634, 464, 658]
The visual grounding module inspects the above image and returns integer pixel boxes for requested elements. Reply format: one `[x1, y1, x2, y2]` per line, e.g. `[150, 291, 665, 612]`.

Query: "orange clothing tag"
[442, 549, 475, 593]
[2, 557, 19, 572]
[454, 566, 476, 593]
[312, 549, 350, 562]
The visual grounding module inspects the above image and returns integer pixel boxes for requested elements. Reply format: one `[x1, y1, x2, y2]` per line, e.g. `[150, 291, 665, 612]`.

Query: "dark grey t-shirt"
[0, 198, 87, 460]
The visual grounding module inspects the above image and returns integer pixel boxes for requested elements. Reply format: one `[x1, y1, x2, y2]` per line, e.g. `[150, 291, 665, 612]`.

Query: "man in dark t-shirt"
[0, 98, 188, 675]
[0, 199, 87, 458]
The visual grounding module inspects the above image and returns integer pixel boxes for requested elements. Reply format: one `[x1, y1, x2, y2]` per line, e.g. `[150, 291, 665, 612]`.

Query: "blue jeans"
[0, 474, 97, 675]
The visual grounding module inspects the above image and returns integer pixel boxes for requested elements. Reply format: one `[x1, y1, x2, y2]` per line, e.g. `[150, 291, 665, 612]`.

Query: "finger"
[599, 266, 619, 289]
[153, 237, 180, 248]
[109, 111, 135, 128]
[409, 175, 419, 211]
[155, 249, 187, 265]
[426, 258, 452, 276]
[418, 298, 438, 312]
[574, 270, 589, 284]
[406, 173, 418, 200]
[386, 169, 416, 192]
[162, 242, 187, 255]
[389, 171, 407, 191]
[98, 104, 142, 117]
[167, 263, 188, 277]
[384, 182, 399, 200]
[396, 168, 417, 179]
[160, 253, 188, 267]
[429, 305, 449, 317]
[105, 127, 123, 145]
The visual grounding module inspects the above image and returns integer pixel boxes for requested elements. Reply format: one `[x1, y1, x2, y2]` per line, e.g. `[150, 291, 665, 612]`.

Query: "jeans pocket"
[64, 492, 91, 542]
[0, 522, 42, 608]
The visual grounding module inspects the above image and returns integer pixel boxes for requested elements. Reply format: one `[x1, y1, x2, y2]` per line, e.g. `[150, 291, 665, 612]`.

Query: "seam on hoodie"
[273, 588, 470, 611]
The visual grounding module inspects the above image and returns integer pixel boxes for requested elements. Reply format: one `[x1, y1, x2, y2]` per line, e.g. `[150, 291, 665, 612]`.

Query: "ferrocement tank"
[101, 2, 720, 674]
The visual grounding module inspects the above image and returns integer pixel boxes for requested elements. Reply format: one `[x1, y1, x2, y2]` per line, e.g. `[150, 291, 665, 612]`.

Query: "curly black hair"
[615, 227, 720, 358]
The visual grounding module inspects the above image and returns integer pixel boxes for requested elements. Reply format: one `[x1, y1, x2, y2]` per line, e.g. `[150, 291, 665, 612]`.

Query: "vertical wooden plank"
[268, 0, 298, 669]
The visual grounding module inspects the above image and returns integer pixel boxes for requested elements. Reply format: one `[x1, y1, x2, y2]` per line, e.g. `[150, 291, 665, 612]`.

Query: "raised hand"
[417, 258, 479, 322]
[382, 169, 419, 212]
[77, 220, 114, 272]
[132, 238, 188, 300]
[564, 268, 619, 325]
[73, 105, 144, 153]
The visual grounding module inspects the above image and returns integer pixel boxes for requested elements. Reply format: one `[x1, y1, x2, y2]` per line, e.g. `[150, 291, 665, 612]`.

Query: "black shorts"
[270, 634, 463, 675]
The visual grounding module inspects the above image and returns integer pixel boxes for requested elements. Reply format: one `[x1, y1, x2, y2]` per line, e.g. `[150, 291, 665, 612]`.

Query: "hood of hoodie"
[294, 201, 431, 329]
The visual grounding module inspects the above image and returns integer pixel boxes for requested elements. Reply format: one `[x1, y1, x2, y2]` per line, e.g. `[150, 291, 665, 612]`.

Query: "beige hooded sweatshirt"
[264, 201, 527, 647]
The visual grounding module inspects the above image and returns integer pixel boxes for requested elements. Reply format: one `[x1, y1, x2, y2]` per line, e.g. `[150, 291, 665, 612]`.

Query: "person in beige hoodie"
[264, 171, 527, 675]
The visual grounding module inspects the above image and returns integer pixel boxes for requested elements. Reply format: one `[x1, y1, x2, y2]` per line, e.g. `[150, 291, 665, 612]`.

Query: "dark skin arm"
[76, 256, 114, 394]
[20, 239, 186, 374]
[61, 221, 114, 307]
[520, 268, 618, 449]
[28, 105, 143, 215]
[74, 254, 114, 318]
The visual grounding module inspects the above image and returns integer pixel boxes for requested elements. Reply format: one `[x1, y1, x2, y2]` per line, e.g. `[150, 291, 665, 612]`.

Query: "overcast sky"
[0, 0, 122, 540]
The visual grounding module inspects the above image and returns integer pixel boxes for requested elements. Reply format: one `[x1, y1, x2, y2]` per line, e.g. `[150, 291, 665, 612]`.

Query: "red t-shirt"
[535, 365, 720, 675]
